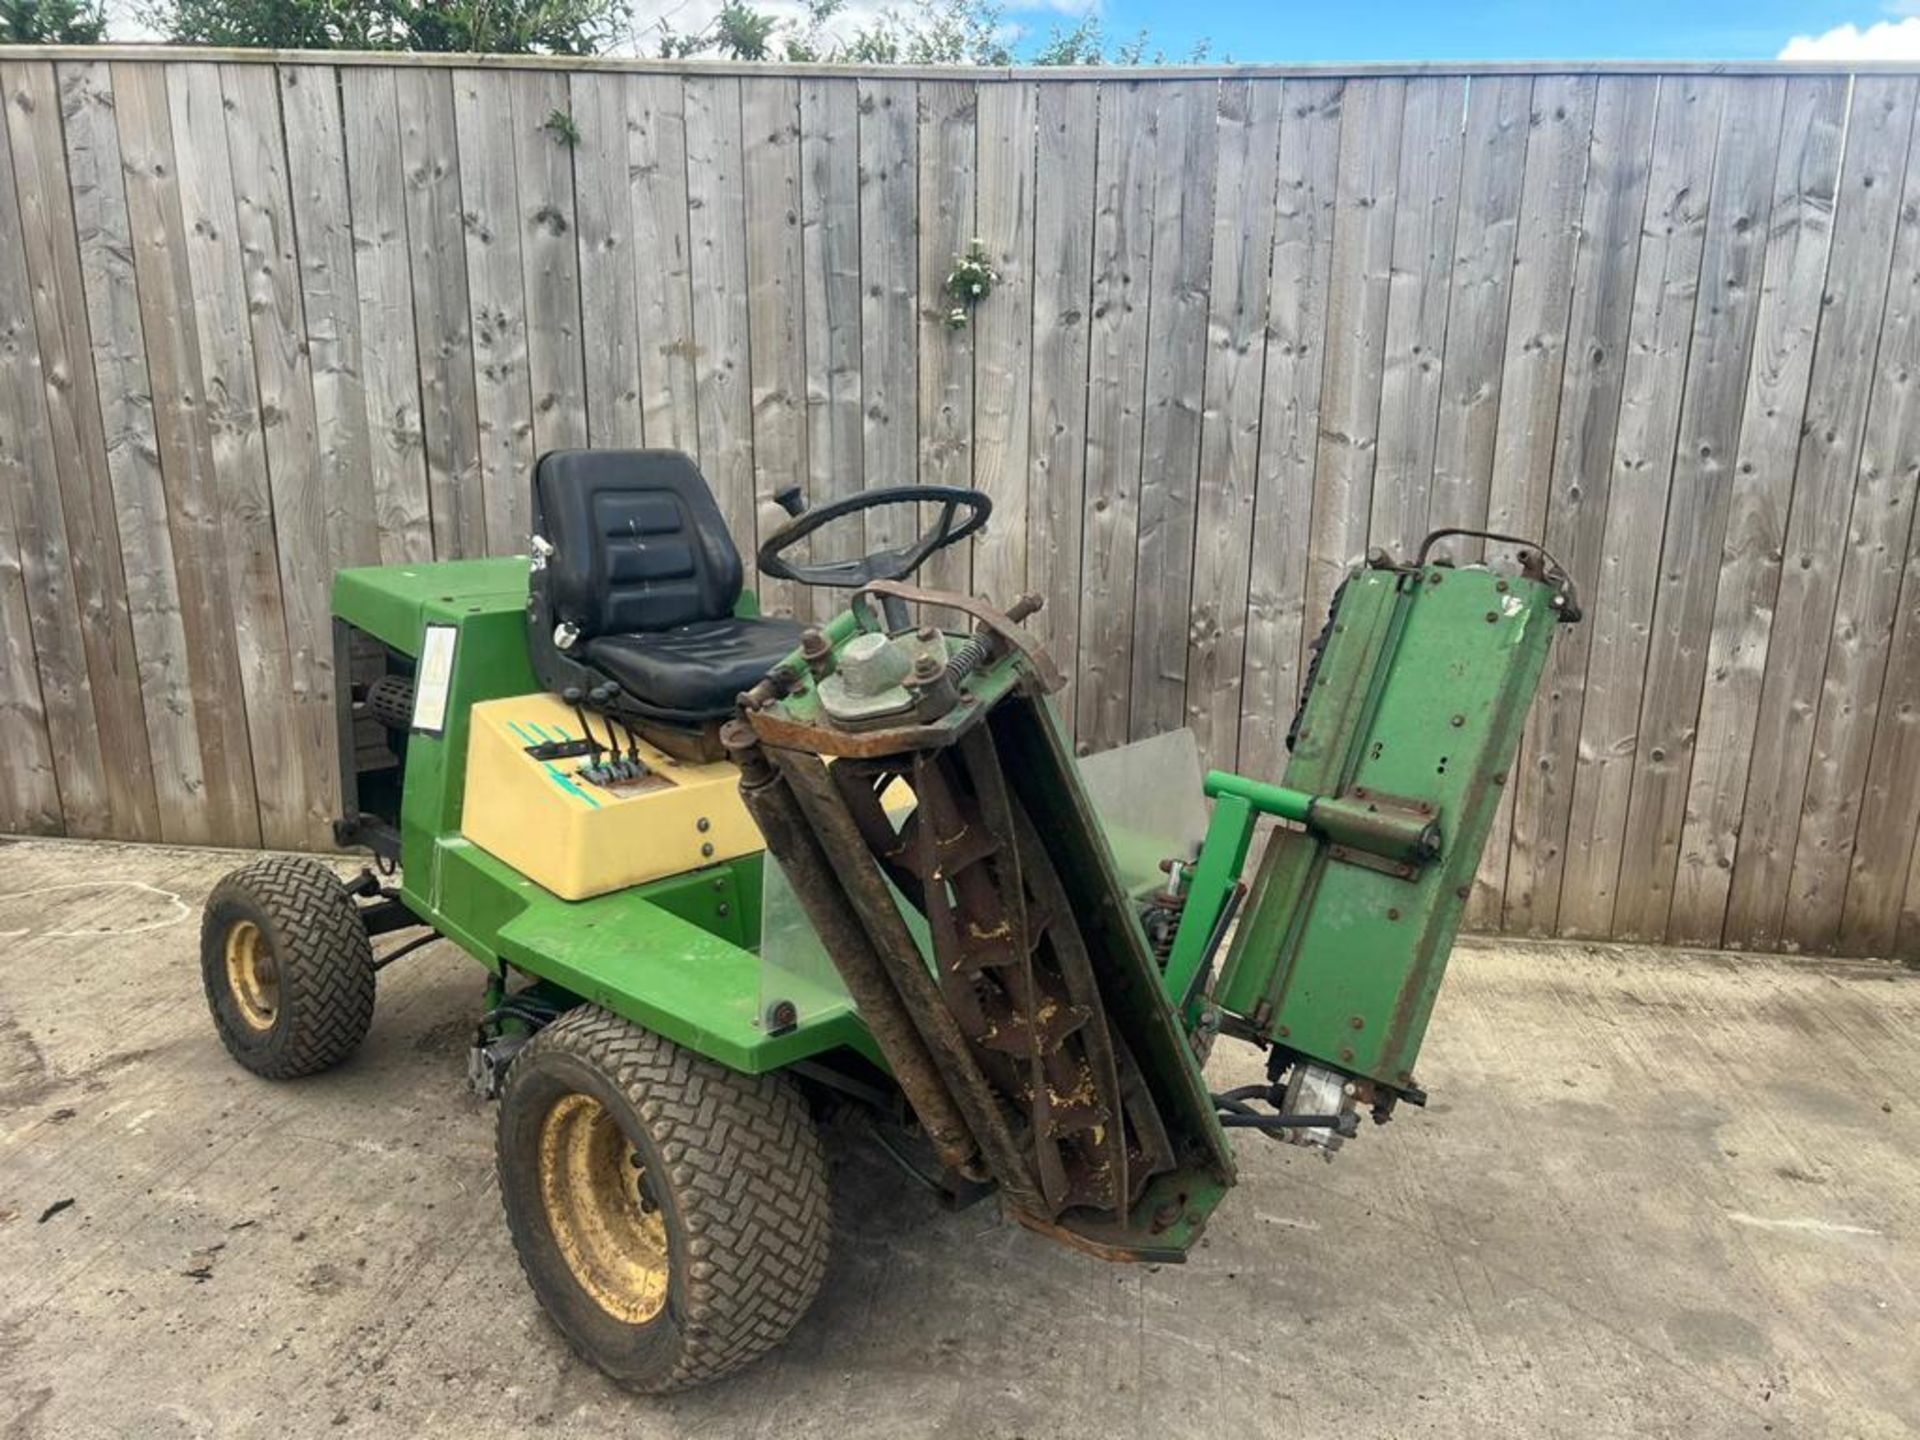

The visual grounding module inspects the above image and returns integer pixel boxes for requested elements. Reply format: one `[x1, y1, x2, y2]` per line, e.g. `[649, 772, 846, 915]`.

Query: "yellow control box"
[461, 694, 762, 900]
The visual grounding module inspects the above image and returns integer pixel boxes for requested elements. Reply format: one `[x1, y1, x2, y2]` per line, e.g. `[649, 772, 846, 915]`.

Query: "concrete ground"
[0, 837, 1914, 1440]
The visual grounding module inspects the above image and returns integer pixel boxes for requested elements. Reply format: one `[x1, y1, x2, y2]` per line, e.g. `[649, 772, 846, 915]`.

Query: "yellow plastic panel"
[462, 695, 762, 900]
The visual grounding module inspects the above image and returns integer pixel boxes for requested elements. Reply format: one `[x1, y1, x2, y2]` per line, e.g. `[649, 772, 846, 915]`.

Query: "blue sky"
[626, 2, 1920, 64]
[1059, 1, 1920, 62]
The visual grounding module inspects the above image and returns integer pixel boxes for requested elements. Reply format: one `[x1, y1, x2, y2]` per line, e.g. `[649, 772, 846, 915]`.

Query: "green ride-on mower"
[198, 448, 1579, 1392]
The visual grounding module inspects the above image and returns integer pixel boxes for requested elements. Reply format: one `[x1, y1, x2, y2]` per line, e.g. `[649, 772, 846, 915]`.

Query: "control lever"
[588, 684, 644, 783]
[561, 687, 605, 763]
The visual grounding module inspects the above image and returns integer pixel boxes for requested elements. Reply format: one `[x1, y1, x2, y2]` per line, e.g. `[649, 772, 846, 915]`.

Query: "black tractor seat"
[582, 623, 800, 715]
[526, 449, 803, 760]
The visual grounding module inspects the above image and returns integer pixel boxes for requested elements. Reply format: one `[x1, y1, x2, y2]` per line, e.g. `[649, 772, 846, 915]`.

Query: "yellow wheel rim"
[224, 920, 278, 1032]
[538, 1092, 671, 1324]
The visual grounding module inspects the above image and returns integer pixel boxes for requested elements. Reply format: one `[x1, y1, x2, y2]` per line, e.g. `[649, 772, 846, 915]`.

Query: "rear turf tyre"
[496, 1006, 830, 1393]
[200, 857, 376, 1079]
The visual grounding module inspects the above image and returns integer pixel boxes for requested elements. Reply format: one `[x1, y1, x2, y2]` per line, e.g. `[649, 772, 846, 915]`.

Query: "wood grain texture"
[1369, 75, 1466, 558]
[1304, 77, 1404, 681]
[627, 73, 698, 453]
[798, 77, 863, 627]
[685, 75, 755, 551]
[971, 80, 1036, 614]
[223, 62, 337, 844]
[1237, 77, 1342, 784]
[1186, 78, 1283, 768]
[0, 63, 71, 834]
[280, 64, 379, 573]
[858, 79, 917, 556]
[453, 67, 537, 554]
[916, 79, 976, 597]
[1427, 75, 1535, 559]
[167, 60, 308, 847]
[1129, 79, 1218, 742]
[1465, 74, 1594, 928]
[568, 71, 643, 448]
[1784, 96, 1920, 950]
[110, 61, 259, 846]
[1611, 79, 1786, 941]
[396, 66, 484, 558]
[510, 69, 587, 457]
[58, 61, 210, 842]
[1842, 439, 1920, 952]
[1024, 80, 1098, 726]
[341, 65, 432, 565]
[1669, 81, 1847, 945]
[1076, 79, 1158, 753]
[742, 75, 805, 619]
[1557, 76, 1727, 937]
[3, 59, 159, 841]
[1503, 76, 1658, 935]
[1723, 76, 1917, 950]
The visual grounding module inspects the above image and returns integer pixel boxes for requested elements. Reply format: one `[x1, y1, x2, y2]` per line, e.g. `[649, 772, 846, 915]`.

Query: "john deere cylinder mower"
[193, 443, 1578, 1392]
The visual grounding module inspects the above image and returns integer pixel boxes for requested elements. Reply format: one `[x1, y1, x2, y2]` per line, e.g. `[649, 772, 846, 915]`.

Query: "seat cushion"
[535, 449, 744, 637]
[585, 617, 806, 718]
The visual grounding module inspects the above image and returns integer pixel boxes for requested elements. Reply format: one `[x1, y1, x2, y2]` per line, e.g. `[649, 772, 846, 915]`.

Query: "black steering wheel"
[757, 485, 991, 588]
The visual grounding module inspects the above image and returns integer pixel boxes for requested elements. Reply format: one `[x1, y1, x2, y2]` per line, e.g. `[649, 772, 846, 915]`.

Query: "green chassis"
[333, 557, 867, 1077]
[332, 547, 1569, 1235]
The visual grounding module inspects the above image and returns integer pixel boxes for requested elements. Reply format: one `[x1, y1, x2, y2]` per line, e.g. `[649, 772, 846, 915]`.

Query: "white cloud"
[1780, 16, 1920, 59]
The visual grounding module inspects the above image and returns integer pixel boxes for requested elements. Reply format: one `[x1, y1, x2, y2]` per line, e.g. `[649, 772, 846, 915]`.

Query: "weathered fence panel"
[3, 50, 1919, 959]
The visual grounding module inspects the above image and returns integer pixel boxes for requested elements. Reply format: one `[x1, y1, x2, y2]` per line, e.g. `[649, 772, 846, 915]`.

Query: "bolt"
[764, 998, 798, 1034]
[1451, 713, 1465, 727]
[1493, 772, 1507, 787]
[1485, 610, 1500, 623]
[1495, 579, 1509, 593]
[1277, 1024, 1291, 1039]
[700, 841, 715, 858]
[799, 627, 830, 659]
[1340, 1047, 1355, 1063]
[1387, 907, 1401, 921]
[696, 816, 711, 833]
[916, 624, 939, 643]
[1455, 884, 1471, 900]
[1350, 1015, 1365, 1030]
[716, 901, 730, 917]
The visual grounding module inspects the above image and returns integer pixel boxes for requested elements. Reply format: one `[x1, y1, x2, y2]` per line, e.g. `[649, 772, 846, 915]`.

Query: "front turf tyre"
[497, 1007, 830, 1393]
[200, 856, 376, 1079]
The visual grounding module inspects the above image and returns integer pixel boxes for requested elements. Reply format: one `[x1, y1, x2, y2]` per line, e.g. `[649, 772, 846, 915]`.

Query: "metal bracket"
[1312, 787, 1442, 873]
[851, 580, 1065, 693]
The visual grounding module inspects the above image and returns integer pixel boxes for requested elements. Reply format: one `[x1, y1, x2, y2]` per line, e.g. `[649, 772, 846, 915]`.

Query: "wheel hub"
[224, 920, 278, 1031]
[537, 1092, 670, 1324]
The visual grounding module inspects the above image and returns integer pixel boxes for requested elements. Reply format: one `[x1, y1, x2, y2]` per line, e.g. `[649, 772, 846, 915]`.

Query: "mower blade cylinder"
[768, 749, 1051, 1216]
[728, 731, 980, 1179]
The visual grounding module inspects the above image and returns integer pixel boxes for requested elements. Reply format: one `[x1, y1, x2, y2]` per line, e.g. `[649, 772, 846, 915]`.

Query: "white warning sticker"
[411, 623, 458, 735]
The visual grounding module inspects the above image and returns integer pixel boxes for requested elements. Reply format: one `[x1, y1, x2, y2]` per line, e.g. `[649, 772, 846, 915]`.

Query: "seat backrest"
[533, 449, 743, 638]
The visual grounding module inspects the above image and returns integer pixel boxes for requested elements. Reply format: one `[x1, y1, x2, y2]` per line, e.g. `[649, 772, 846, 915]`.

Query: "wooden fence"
[2, 50, 1918, 958]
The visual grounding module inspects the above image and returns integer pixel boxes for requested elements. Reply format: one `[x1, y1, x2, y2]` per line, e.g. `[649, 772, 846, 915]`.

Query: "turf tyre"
[496, 1006, 831, 1392]
[200, 856, 376, 1079]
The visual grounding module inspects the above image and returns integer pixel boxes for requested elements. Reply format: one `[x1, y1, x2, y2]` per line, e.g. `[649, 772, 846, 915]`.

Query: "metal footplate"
[728, 583, 1234, 1261]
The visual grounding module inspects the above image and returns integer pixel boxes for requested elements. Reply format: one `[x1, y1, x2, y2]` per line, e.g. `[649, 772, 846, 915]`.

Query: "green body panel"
[328, 560, 862, 1075]
[333, 557, 531, 655]
[1209, 562, 1563, 1090]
